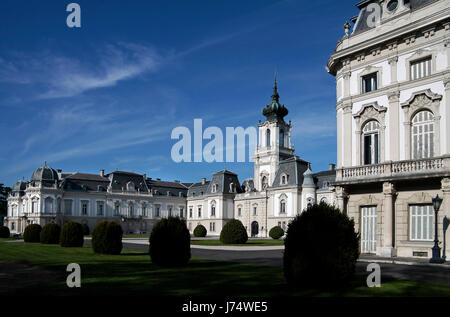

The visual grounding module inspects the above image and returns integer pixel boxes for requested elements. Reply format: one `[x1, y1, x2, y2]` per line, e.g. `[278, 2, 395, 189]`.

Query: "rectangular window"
[211, 206, 215, 217]
[362, 73, 377, 93]
[198, 207, 202, 218]
[410, 57, 431, 80]
[189, 208, 193, 218]
[82, 203, 88, 216]
[114, 204, 120, 216]
[238, 208, 241, 217]
[142, 206, 147, 217]
[155, 207, 160, 218]
[168, 207, 172, 217]
[180, 208, 184, 218]
[410, 205, 434, 241]
[97, 203, 104, 216]
[253, 207, 257, 216]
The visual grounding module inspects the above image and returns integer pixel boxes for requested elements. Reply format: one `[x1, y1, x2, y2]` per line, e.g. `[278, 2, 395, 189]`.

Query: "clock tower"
[252, 78, 295, 191]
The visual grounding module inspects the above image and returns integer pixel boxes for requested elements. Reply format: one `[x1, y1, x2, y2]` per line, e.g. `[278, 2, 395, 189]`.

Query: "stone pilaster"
[381, 182, 396, 257]
[442, 178, 450, 259]
[343, 103, 353, 167]
[403, 106, 412, 160]
[445, 78, 450, 155]
[343, 71, 351, 98]
[388, 56, 398, 84]
[336, 186, 347, 214]
[388, 91, 400, 161]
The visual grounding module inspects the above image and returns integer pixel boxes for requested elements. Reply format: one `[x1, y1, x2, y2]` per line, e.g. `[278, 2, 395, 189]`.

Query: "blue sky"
[0, 0, 360, 186]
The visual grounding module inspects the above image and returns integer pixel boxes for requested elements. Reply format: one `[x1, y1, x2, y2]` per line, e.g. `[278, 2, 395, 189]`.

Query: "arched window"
[362, 120, 380, 165]
[128, 203, 134, 217]
[261, 176, 268, 190]
[210, 201, 216, 217]
[266, 129, 271, 147]
[279, 129, 285, 147]
[412, 110, 434, 159]
[45, 197, 53, 213]
[280, 200, 286, 214]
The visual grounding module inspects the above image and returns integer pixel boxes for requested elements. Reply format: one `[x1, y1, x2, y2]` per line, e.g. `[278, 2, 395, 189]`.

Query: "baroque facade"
[327, 0, 450, 257]
[5, 167, 188, 234]
[186, 81, 335, 237]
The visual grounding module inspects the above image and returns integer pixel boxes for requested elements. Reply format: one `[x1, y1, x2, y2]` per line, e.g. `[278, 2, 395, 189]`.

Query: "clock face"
[387, 0, 399, 12]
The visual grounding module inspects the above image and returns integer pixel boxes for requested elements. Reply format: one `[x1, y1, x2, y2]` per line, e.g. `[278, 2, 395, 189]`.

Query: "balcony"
[335, 156, 450, 184]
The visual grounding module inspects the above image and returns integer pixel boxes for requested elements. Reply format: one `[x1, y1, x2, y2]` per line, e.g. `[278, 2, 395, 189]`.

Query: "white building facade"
[327, 0, 450, 257]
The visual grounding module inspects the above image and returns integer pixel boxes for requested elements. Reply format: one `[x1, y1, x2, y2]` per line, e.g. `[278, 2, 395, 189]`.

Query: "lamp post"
[430, 194, 444, 264]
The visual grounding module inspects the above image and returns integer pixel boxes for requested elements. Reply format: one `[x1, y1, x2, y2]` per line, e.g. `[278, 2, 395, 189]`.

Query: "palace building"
[327, 0, 450, 257]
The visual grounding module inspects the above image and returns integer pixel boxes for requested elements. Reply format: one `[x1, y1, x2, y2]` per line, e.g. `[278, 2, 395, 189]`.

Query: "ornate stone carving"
[353, 102, 387, 126]
[388, 91, 400, 102]
[401, 89, 442, 118]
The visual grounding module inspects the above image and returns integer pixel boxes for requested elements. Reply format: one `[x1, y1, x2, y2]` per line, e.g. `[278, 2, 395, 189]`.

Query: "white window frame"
[410, 205, 434, 241]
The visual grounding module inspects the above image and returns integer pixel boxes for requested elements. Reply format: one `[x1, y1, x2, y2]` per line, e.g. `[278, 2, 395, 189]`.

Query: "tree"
[0, 184, 12, 226]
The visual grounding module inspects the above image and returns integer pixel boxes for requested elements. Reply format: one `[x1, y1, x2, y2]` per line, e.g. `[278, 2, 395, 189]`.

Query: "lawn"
[191, 239, 284, 246]
[1, 241, 449, 297]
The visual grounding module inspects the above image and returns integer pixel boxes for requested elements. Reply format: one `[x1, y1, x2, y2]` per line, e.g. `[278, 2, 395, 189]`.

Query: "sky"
[0, 0, 361, 187]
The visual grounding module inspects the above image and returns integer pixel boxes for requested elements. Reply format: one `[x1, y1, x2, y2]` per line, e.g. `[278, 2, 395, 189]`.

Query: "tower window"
[279, 129, 285, 147]
[266, 129, 271, 147]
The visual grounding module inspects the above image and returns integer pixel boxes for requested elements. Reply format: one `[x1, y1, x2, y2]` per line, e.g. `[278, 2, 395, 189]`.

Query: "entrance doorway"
[251, 221, 259, 237]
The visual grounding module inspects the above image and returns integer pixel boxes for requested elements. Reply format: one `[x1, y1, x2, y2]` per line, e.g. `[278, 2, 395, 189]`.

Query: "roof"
[314, 170, 337, 190]
[65, 173, 109, 182]
[31, 165, 59, 182]
[188, 170, 242, 197]
[271, 156, 309, 188]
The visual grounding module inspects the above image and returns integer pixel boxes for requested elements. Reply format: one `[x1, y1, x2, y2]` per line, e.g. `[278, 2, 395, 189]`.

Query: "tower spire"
[272, 68, 279, 102]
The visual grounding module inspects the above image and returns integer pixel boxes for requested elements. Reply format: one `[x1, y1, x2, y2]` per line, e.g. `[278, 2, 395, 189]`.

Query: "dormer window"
[212, 183, 218, 193]
[279, 129, 285, 147]
[280, 174, 288, 185]
[387, 0, 398, 12]
[229, 183, 236, 193]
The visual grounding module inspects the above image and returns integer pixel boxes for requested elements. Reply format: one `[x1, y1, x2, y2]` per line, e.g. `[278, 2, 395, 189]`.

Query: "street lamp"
[430, 194, 444, 264]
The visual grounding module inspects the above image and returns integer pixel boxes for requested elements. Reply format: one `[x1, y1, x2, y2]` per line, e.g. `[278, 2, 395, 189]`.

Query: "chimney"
[143, 173, 147, 179]
[100, 169, 105, 177]
[57, 169, 62, 173]
[329, 163, 335, 171]
[201, 178, 206, 185]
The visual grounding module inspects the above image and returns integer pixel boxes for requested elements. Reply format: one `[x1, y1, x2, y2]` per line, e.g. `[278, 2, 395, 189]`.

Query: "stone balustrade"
[336, 156, 450, 182]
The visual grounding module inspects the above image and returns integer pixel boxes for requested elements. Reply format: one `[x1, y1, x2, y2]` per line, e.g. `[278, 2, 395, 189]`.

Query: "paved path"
[116, 240, 450, 284]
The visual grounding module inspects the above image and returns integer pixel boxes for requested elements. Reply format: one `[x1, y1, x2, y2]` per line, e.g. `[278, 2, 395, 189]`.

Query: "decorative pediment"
[401, 89, 442, 108]
[353, 102, 387, 128]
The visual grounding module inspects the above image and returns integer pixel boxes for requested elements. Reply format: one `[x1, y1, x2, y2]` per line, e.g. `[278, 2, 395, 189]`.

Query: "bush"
[149, 217, 191, 267]
[60, 221, 84, 247]
[23, 224, 42, 243]
[82, 223, 90, 236]
[92, 221, 123, 255]
[40, 223, 61, 244]
[269, 226, 284, 240]
[220, 219, 248, 244]
[0, 226, 10, 238]
[193, 224, 207, 237]
[283, 202, 360, 290]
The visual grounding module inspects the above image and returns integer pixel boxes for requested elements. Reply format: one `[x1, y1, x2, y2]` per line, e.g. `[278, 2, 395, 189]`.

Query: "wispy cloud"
[0, 43, 162, 99]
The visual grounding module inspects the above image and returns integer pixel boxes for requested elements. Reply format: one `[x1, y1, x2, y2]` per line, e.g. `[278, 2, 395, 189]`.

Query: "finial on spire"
[272, 68, 279, 102]
[44, 161, 47, 167]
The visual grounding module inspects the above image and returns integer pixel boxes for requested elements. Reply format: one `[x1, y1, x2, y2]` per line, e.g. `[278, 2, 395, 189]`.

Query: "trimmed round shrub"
[92, 221, 123, 255]
[23, 224, 42, 243]
[60, 221, 84, 247]
[220, 219, 248, 244]
[82, 223, 90, 236]
[269, 226, 284, 240]
[0, 226, 10, 238]
[149, 217, 191, 267]
[0, 225, 10, 238]
[40, 223, 61, 244]
[283, 202, 360, 290]
[193, 224, 207, 237]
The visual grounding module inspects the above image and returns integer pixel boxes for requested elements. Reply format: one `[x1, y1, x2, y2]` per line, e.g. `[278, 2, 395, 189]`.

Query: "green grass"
[191, 239, 284, 246]
[1, 241, 449, 297]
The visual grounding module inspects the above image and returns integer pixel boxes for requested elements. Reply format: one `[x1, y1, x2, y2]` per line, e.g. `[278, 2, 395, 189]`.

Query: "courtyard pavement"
[112, 239, 450, 284]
